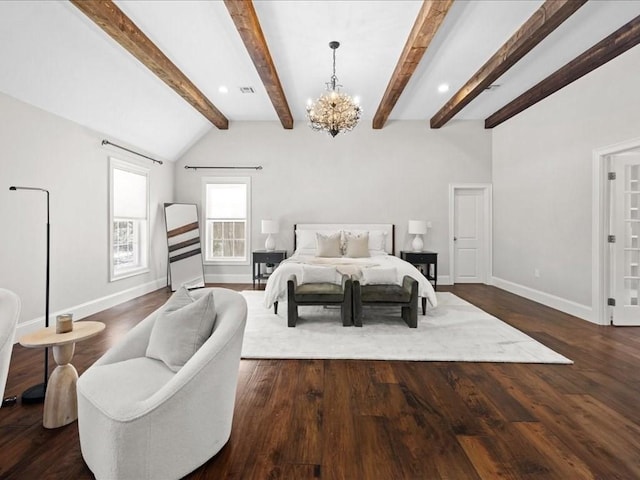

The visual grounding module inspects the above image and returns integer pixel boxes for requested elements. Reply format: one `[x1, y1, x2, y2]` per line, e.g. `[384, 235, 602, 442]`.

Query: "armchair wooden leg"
[274, 301, 278, 315]
[422, 297, 426, 316]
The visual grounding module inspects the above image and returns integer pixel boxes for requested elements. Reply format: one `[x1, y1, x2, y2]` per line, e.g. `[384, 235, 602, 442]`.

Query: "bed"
[263, 223, 437, 313]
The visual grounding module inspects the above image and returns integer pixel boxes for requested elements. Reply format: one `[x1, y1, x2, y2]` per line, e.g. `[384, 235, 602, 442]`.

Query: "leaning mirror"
[164, 203, 205, 291]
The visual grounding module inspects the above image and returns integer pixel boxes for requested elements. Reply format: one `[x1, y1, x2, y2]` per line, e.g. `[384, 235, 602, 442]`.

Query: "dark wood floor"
[1, 284, 639, 479]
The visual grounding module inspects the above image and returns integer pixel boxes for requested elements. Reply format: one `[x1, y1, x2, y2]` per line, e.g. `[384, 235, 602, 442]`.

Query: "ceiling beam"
[372, 0, 454, 130]
[224, 0, 293, 129]
[70, 0, 228, 129]
[485, 15, 640, 128]
[430, 0, 587, 129]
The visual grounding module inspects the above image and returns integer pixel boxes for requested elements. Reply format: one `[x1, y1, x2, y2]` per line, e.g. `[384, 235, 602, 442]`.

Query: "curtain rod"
[184, 165, 263, 171]
[101, 140, 163, 165]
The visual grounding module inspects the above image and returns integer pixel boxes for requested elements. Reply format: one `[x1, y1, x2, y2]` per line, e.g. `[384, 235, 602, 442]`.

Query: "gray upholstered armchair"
[353, 275, 419, 328]
[287, 273, 352, 327]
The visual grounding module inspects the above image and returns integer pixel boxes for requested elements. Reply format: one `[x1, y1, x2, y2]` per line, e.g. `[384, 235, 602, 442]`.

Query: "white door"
[611, 154, 640, 325]
[453, 189, 485, 283]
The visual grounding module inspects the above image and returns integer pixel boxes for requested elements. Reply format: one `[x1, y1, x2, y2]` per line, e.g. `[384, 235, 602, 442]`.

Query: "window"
[109, 158, 149, 280]
[203, 177, 250, 264]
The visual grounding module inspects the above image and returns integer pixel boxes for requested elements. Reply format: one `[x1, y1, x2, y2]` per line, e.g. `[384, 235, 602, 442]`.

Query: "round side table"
[20, 321, 105, 429]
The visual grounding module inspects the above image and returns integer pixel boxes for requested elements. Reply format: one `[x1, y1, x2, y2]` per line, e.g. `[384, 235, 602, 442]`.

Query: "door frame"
[448, 183, 493, 285]
[592, 136, 640, 325]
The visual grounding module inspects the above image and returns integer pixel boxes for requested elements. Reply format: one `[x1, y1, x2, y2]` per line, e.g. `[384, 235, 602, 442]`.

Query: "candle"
[56, 313, 73, 334]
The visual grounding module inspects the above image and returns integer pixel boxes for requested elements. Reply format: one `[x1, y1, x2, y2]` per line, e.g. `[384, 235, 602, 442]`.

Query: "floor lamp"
[9, 186, 50, 404]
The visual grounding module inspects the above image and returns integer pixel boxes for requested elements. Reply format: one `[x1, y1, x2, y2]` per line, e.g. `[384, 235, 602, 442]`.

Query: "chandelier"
[306, 41, 362, 138]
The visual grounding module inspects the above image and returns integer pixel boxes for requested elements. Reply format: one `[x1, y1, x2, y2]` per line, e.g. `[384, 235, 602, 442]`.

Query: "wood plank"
[3, 284, 640, 478]
[485, 15, 640, 128]
[224, 0, 293, 129]
[430, 0, 587, 128]
[70, 0, 228, 129]
[372, 0, 454, 129]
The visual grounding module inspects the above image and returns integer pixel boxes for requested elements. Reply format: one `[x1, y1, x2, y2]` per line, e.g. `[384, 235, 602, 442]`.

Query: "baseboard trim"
[491, 276, 595, 324]
[14, 278, 166, 342]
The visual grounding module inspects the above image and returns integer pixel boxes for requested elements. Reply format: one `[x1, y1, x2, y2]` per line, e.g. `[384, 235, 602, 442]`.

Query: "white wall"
[175, 120, 492, 283]
[0, 93, 174, 335]
[492, 45, 640, 322]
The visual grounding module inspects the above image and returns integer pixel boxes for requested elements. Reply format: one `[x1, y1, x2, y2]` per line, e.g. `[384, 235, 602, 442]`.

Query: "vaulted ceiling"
[1, 1, 639, 161]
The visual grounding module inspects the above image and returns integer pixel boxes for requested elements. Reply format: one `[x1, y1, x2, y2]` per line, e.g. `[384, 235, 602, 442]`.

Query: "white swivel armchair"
[77, 288, 247, 480]
[0, 288, 21, 406]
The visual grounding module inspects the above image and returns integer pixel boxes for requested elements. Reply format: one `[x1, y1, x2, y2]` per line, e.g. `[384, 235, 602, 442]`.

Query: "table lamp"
[261, 220, 278, 251]
[408, 220, 427, 252]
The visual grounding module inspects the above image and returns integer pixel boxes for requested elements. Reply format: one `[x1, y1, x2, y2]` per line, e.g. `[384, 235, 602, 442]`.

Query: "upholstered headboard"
[294, 224, 395, 255]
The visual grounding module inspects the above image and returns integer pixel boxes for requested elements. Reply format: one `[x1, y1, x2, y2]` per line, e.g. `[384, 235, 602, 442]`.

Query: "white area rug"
[240, 291, 572, 364]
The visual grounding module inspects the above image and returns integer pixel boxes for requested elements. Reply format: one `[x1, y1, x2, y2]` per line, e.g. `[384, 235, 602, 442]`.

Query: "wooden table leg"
[43, 343, 78, 429]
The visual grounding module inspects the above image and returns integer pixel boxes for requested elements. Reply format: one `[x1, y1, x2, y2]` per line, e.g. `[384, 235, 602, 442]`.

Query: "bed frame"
[293, 224, 395, 255]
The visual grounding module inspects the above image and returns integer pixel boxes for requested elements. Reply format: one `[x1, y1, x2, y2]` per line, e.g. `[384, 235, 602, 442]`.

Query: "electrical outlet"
[534, 268, 540, 278]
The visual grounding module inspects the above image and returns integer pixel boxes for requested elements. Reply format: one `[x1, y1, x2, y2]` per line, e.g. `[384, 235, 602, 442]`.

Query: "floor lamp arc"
[9, 186, 50, 404]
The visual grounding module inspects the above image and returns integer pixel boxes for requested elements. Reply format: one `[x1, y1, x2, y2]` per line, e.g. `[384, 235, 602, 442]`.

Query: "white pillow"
[316, 232, 342, 257]
[360, 267, 399, 285]
[344, 230, 387, 252]
[146, 290, 217, 372]
[301, 265, 339, 284]
[293, 248, 316, 257]
[296, 230, 317, 250]
[368, 230, 388, 252]
[344, 232, 370, 258]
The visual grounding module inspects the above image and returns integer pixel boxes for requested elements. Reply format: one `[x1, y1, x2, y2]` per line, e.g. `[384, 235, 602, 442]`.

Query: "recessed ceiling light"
[218, 86, 228, 94]
[239, 86, 255, 94]
[437, 83, 449, 93]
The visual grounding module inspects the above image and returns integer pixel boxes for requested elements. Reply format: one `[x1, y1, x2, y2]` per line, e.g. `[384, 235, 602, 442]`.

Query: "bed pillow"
[146, 290, 217, 372]
[296, 230, 317, 250]
[316, 232, 342, 257]
[344, 232, 370, 258]
[301, 265, 339, 284]
[344, 229, 388, 253]
[360, 267, 399, 285]
[368, 230, 388, 252]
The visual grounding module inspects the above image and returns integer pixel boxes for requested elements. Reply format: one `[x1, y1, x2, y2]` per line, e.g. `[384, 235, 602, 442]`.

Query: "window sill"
[110, 267, 150, 282]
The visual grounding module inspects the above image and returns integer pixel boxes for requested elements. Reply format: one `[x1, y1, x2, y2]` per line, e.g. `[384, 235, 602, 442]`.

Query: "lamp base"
[411, 235, 424, 252]
[21, 383, 46, 404]
[265, 234, 276, 251]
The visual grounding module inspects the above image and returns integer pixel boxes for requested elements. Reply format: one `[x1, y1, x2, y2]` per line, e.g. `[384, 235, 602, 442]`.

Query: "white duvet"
[263, 251, 438, 310]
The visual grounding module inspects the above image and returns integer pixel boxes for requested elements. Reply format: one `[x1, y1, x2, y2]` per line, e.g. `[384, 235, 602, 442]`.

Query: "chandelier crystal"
[306, 41, 362, 138]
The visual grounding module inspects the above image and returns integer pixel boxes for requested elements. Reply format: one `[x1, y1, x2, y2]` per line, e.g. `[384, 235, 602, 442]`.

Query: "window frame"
[202, 176, 251, 266]
[109, 157, 150, 281]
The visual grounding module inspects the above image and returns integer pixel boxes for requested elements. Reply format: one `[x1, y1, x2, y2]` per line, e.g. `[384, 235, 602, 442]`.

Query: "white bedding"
[263, 251, 438, 310]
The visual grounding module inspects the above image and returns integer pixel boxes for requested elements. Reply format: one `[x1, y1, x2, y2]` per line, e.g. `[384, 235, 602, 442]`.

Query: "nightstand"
[252, 250, 287, 289]
[400, 251, 438, 290]
[400, 251, 438, 316]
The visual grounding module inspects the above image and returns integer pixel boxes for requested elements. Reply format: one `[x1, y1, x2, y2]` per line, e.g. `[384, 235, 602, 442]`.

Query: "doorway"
[593, 137, 640, 325]
[448, 184, 492, 285]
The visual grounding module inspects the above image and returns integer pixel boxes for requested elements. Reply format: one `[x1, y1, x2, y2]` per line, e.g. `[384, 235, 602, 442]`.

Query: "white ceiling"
[1, 1, 638, 161]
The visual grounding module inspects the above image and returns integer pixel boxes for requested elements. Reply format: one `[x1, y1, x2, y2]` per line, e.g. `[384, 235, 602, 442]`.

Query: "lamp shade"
[408, 220, 427, 235]
[261, 220, 279, 234]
